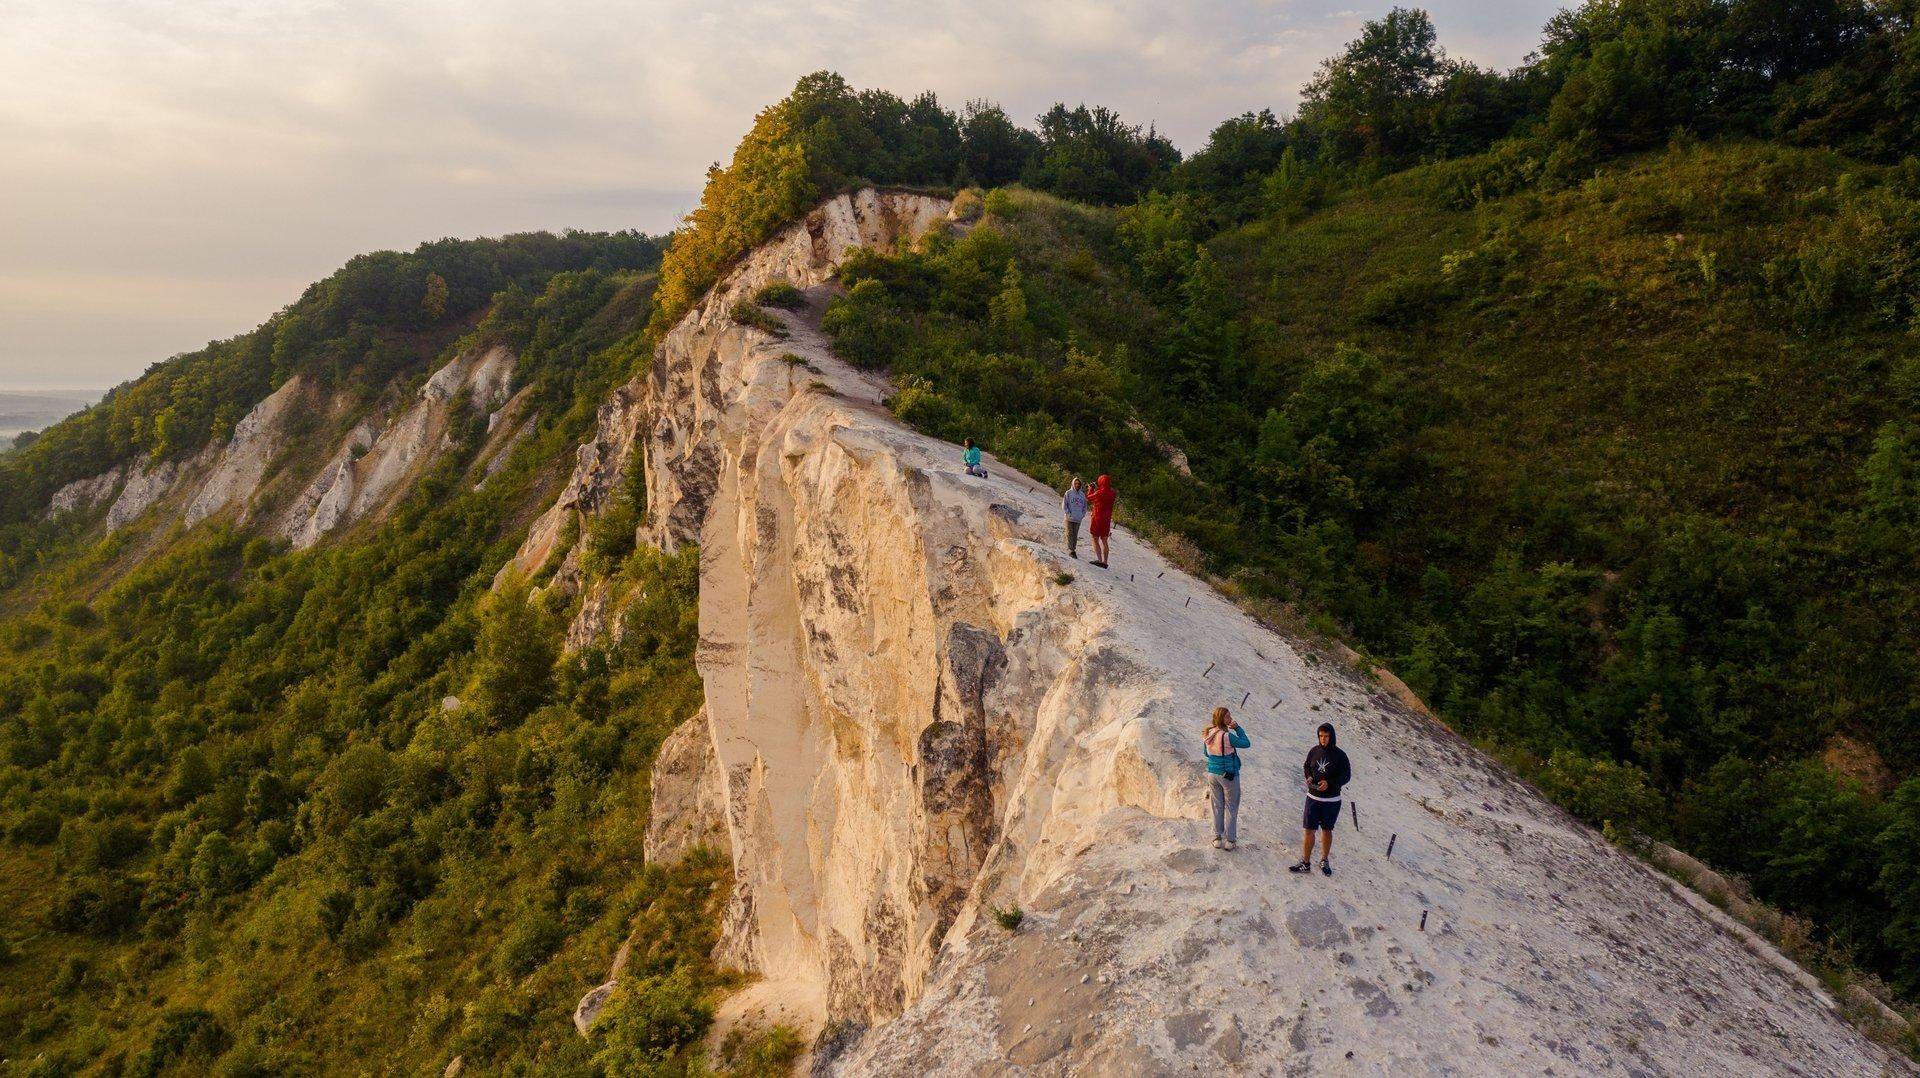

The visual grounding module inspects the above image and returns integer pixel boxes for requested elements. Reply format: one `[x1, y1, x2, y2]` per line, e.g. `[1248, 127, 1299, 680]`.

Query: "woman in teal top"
[963, 438, 987, 477]
[1204, 707, 1251, 850]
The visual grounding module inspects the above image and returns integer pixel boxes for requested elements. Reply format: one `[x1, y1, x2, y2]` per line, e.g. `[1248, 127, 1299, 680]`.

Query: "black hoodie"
[1303, 726, 1352, 800]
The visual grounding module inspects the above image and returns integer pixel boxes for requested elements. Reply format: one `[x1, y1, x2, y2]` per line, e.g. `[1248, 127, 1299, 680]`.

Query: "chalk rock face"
[47, 465, 124, 516]
[644, 712, 728, 865]
[573, 981, 617, 1035]
[105, 452, 198, 530]
[185, 375, 306, 525]
[541, 190, 1903, 1075]
[278, 343, 517, 547]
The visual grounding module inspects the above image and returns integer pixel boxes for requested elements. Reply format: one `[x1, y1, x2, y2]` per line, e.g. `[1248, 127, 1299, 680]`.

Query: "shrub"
[188, 832, 250, 899]
[951, 188, 985, 222]
[720, 1024, 805, 1077]
[754, 281, 806, 309]
[990, 904, 1024, 931]
[494, 909, 565, 978]
[1356, 275, 1451, 328]
[311, 744, 394, 829]
[590, 971, 715, 1069]
[820, 280, 905, 368]
[1535, 749, 1664, 835]
[728, 300, 789, 338]
[10, 805, 63, 845]
[49, 874, 140, 936]
[130, 1007, 231, 1077]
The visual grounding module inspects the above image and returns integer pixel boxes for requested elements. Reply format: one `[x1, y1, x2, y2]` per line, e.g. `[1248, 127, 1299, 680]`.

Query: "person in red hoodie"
[1086, 474, 1115, 568]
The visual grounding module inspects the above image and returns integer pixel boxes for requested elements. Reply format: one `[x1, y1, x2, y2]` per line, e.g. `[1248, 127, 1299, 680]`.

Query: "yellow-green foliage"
[648, 100, 814, 338]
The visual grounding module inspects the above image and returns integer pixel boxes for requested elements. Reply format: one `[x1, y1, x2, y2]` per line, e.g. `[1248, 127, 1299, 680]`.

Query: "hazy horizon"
[1, 0, 1563, 392]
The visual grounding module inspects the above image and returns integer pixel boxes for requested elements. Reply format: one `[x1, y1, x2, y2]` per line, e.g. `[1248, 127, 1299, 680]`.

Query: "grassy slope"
[1219, 140, 1912, 750]
[1224, 142, 1892, 556]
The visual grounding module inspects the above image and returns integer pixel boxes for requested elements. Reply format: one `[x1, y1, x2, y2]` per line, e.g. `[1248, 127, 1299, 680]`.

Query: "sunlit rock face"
[536, 190, 1904, 1075]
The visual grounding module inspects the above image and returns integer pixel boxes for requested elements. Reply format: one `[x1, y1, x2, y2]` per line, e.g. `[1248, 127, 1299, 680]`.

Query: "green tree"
[1297, 7, 1448, 164]
[1023, 103, 1180, 204]
[421, 271, 449, 321]
[987, 263, 1034, 350]
[959, 99, 1042, 186]
[472, 577, 558, 727]
[1878, 777, 1920, 994]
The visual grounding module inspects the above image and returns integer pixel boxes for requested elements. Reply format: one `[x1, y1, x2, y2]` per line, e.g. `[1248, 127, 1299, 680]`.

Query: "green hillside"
[822, 140, 1920, 1005]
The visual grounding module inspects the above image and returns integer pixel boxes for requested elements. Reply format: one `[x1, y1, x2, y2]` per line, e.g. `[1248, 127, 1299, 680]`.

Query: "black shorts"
[1302, 798, 1342, 831]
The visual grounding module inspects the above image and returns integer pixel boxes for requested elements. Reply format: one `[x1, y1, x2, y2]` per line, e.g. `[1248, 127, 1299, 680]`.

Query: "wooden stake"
[1184, 596, 1191, 607]
[1270, 699, 1281, 709]
[1419, 910, 1428, 931]
[1386, 834, 1397, 859]
[1202, 662, 1215, 678]
[1240, 692, 1250, 706]
[1352, 803, 1360, 832]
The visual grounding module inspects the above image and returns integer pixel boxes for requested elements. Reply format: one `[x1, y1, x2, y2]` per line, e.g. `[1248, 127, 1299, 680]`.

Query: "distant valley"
[0, 388, 101, 448]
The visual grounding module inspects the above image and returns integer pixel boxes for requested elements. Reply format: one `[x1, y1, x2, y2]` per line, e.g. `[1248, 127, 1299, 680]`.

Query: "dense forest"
[4, 0, 1920, 1069]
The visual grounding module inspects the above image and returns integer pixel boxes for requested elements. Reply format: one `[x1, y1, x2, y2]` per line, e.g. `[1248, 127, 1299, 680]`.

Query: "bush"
[311, 744, 394, 829]
[990, 904, 1024, 931]
[494, 909, 565, 978]
[754, 281, 806, 309]
[10, 805, 63, 845]
[1535, 749, 1664, 835]
[49, 874, 141, 936]
[951, 188, 985, 222]
[728, 300, 789, 338]
[131, 1007, 231, 1077]
[720, 1024, 805, 1077]
[590, 971, 715, 1069]
[189, 832, 250, 899]
[1356, 275, 1452, 328]
[820, 280, 906, 368]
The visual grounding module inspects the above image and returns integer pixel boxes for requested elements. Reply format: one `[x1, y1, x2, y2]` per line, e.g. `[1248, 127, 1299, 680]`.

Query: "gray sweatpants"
[1066, 518, 1081, 556]
[1209, 772, 1241, 842]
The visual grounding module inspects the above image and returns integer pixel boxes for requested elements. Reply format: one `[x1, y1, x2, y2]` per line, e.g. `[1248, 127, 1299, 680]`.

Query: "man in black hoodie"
[1289, 722, 1352, 877]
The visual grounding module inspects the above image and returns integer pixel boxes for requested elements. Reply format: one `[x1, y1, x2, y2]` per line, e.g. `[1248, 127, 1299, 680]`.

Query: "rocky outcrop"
[105, 452, 199, 530]
[48, 465, 124, 515]
[42, 344, 520, 552]
[509, 380, 644, 583]
[278, 343, 517, 547]
[184, 375, 306, 525]
[541, 190, 1905, 1074]
[278, 418, 381, 547]
[644, 712, 728, 864]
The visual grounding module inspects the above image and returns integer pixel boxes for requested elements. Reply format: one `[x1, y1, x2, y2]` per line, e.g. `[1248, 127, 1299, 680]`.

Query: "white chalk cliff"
[526, 190, 1905, 1075]
[44, 342, 527, 550]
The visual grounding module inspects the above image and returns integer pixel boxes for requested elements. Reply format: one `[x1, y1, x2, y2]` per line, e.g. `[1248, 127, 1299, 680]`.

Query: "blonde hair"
[1210, 706, 1232, 731]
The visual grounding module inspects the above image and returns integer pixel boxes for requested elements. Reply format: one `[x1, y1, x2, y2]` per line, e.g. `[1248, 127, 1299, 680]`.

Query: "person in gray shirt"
[1062, 477, 1089, 559]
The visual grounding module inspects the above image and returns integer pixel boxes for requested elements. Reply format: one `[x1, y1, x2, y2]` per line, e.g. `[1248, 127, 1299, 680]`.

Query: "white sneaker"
[1212, 837, 1224, 849]
[1224, 840, 1236, 851]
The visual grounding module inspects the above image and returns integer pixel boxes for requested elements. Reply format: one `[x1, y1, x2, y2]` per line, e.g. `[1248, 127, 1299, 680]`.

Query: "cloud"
[0, 0, 1560, 389]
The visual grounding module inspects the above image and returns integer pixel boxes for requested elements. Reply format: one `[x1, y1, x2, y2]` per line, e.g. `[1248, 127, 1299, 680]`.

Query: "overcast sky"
[0, 0, 1564, 392]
